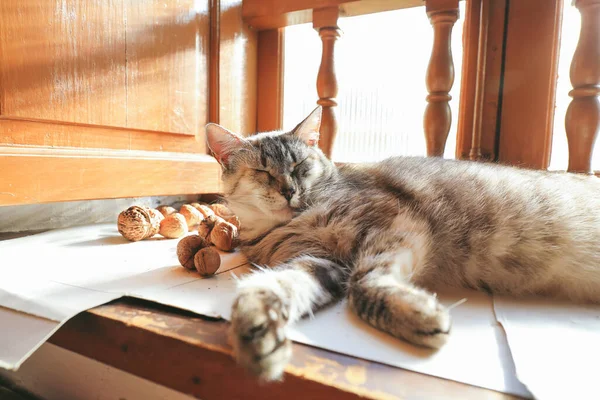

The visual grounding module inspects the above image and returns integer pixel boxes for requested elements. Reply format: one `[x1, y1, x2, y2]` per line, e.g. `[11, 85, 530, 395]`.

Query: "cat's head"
[205, 107, 334, 240]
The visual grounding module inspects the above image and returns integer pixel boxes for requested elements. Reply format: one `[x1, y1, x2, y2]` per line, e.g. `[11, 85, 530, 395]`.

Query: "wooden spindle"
[313, 7, 340, 158]
[566, 0, 600, 173]
[424, 0, 459, 157]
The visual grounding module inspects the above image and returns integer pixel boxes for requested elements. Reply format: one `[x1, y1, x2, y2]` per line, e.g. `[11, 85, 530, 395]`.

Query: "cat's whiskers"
[446, 298, 468, 311]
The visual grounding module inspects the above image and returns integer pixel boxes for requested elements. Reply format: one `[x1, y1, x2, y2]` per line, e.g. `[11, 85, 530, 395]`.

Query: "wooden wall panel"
[125, 0, 210, 136]
[0, 0, 259, 205]
[256, 29, 285, 132]
[0, 0, 211, 139]
[218, 0, 257, 135]
[0, 0, 127, 126]
[0, 118, 204, 153]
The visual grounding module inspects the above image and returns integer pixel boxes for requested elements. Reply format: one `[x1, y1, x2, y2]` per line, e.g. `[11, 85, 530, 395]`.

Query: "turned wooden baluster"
[424, 0, 459, 157]
[313, 7, 341, 158]
[566, 0, 600, 173]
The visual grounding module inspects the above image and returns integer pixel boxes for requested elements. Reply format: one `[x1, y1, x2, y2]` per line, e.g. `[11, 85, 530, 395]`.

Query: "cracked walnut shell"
[118, 206, 162, 242]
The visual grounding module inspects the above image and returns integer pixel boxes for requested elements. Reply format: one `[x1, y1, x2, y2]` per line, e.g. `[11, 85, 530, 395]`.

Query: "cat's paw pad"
[229, 288, 291, 381]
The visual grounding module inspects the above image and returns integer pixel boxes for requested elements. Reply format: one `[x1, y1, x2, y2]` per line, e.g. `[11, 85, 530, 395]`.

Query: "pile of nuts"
[117, 202, 240, 277]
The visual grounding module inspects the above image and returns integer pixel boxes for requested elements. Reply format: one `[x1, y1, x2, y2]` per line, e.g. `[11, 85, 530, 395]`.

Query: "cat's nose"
[281, 187, 296, 201]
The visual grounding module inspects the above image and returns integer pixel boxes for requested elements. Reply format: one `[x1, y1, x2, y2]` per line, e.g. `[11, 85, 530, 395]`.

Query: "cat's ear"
[291, 106, 322, 147]
[205, 123, 248, 167]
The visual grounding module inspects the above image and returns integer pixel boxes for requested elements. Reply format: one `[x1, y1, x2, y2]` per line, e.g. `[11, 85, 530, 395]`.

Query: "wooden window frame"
[251, 0, 567, 171]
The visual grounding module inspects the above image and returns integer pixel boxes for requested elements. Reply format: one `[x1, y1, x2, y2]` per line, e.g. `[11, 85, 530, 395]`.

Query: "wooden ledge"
[242, 0, 423, 31]
[49, 298, 523, 400]
[0, 147, 221, 206]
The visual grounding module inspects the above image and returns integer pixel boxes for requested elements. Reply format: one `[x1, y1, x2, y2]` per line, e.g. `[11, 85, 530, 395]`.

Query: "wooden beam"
[48, 299, 524, 400]
[497, 0, 562, 169]
[468, 0, 490, 161]
[243, 0, 423, 31]
[455, 0, 480, 159]
[0, 147, 221, 206]
[456, 0, 507, 161]
[257, 29, 285, 132]
[209, 0, 221, 125]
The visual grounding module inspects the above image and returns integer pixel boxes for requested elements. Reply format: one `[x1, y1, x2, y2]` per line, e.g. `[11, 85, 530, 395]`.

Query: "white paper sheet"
[0, 306, 61, 370]
[291, 292, 529, 397]
[0, 224, 531, 396]
[494, 296, 600, 399]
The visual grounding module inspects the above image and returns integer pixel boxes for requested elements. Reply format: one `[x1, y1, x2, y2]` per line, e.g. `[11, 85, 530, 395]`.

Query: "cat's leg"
[230, 255, 347, 381]
[348, 244, 451, 349]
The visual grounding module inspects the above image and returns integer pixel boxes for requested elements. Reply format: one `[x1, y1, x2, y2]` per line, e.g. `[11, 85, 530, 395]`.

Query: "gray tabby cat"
[205, 107, 600, 381]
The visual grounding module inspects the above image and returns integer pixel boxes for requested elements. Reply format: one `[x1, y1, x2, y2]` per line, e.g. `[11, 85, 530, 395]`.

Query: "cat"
[205, 106, 600, 381]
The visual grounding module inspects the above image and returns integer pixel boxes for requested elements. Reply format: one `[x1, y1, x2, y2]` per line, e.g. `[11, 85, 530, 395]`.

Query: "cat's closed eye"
[291, 158, 310, 177]
[253, 169, 277, 184]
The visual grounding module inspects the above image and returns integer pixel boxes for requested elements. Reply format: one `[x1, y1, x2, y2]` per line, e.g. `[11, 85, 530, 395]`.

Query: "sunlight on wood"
[283, 4, 465, 162]
[550, 3, 600, 171]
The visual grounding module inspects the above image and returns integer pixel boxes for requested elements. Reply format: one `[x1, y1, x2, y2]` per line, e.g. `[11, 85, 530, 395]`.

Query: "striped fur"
[206, 107, 600, 381]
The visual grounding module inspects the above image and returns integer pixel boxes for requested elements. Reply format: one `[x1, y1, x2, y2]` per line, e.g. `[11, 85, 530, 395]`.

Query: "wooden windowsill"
[48, 298, 522, 400]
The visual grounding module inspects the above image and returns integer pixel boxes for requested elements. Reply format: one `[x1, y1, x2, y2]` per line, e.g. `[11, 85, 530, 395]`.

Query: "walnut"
[211, 203, 234, 219]
[179, 204, 204, 230]
[147, 208, 164, 237]
[194, 246, 221, 276]
[159, 213, 188, 239]
[197, 222, 212, 241]
[193, 203, 215, 219]
[118, 206, 161, 242]
[196, 214, 218, 241]
[226, 215, 241, 230]
[177, 235, 209, 270]
[157, 205, 177, 218]
[210, 219, 239, 252]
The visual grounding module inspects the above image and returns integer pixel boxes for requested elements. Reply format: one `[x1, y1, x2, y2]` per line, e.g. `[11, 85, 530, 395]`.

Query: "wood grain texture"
[0, 117, 204, 153]
[424, 0, 459, 157]
[456, 0, 507, 161]
[455, 0, 479, 159]
[242, 0, 422, 30]
[49, 298, 525, 400]
[314, 7, 340, 158]
[0, 147, 221, 206]
[125, 0, 210, 135]
[0, 0, 210, 136]
[0, 343, 197, 400]
[218, 0, 258, 135]
[0, 1, 230, 205]
[565, 0, 600, 173]
[0, 0, 127, 126]
[469, 0, 489, 161]
[474, 0, 506, 161]
[209, 0, 221, 124]
[497, 0, 562, 169]
[256, 29, 285, 132]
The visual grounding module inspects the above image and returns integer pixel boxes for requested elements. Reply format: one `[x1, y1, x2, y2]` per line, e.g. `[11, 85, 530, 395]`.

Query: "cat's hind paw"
[229, 288, 292, 381]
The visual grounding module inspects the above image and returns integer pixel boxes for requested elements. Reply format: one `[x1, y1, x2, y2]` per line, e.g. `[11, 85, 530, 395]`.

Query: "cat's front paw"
[397, 290, 451, 349]
[229, 288, 291, 381]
